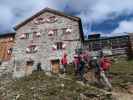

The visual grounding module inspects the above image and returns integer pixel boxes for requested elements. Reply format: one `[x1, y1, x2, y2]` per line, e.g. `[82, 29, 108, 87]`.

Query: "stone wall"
[12, 12, 82, 78]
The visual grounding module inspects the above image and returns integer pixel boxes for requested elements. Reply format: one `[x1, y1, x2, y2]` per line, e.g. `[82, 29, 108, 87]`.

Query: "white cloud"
[112, 20, 133, 34]
[1, 0, 133, 34]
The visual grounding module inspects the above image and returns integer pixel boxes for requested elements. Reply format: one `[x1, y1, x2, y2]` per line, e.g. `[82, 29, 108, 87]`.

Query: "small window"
[56, 42, 63, 50]
[7, 48, 13, 55]
[9, 37, 14, 41]
[20, 33, 32, 39]
[26, 45, 38, 53]
[33, 32, 41, 38]
[34, 17, 44, 24]
[62, 28, 66, 34]
[47, 16, 58, 23]
[48, 29, 57, 36]
[26, 33, 33, 39]
[26, 60, 34, 66]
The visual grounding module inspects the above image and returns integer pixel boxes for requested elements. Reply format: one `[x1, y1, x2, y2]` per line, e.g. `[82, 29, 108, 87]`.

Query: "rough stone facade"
[12, 8, 83, 78]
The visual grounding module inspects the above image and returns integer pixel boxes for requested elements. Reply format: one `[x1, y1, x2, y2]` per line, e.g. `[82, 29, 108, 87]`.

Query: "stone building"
[12, 8, 84, 77]
[0, 33, 15, 76]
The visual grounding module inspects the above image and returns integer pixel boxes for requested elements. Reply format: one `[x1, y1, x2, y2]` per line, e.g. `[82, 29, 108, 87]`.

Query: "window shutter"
[36, 32, 41, 37]
[66, 28, 72, 33]
[48, 30, 54, 36]
[34, 46, 38, 52]
[52, 44, 57, 50]
[26, 47, 30, 53]
[62, 43, 66, 49]
[46, 18, 50, 22]
[19, 34, 26, 39]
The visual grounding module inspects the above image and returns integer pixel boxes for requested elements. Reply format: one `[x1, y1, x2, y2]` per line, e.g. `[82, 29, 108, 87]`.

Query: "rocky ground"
[0, 71, 115, 100]
[0, 59, 133, 100]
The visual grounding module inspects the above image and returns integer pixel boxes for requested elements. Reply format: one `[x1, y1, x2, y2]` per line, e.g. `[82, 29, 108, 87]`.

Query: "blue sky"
[0, 0, 133, 37]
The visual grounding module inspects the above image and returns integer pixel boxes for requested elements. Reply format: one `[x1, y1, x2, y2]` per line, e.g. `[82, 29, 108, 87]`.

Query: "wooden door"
[51, 59, 60, 74]
[25, 61, 34, 76]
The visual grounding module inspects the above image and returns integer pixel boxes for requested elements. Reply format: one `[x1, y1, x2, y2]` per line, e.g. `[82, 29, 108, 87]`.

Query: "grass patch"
[110, 60, 133, 74]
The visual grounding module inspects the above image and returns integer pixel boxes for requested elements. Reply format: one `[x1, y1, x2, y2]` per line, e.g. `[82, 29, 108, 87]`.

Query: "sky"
[1, 0, 133, 37]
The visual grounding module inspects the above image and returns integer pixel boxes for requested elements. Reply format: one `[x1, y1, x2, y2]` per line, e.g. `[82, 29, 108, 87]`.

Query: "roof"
[0, 32, 16, 38]
[14, 7, 81, 30]
[85, 35, 129, 42]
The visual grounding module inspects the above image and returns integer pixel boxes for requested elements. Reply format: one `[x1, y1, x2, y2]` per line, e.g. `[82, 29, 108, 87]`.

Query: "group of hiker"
[60, 49, 112, 90]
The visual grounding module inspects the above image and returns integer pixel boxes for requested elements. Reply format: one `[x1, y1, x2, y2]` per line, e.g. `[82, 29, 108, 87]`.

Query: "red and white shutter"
[52, 44, 57, 51]
[34, 46, 38, 52]
[48, 30, 54, 36]
[46, 18, 50, 22]
[36, 32, 41, 37]
[26, 47, 30, 53]
[66, 28, 72, 33]
[62, 43, 66, 49]
[19, 33, 26, 39]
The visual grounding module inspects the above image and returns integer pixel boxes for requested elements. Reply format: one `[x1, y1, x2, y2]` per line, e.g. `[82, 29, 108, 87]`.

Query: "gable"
[14, 8, 80, 30]
[14, 8, 84, 41]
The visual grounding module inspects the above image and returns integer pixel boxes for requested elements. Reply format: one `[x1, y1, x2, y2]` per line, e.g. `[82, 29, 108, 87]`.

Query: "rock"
[45, 72, 52, 77]
[15, 94, 20, 100]
[80, 93, 87, 100]
[76, 81, 85, 86]
[127, 85, 133, 94]
[61, 83, 64, 87]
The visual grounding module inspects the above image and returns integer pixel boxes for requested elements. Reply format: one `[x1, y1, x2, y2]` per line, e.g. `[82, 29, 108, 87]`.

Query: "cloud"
[112, 20, 133, 34]
[0, 0, 133, 34]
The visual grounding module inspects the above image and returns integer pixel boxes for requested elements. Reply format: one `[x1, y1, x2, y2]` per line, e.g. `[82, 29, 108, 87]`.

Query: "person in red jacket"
[61, 53, 68, 73]
[100, 56, 112, 72]
[100, 55, 112, 90]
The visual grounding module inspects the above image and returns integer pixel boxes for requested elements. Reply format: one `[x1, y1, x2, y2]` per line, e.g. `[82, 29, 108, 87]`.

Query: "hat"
[92, 56, 97, 60]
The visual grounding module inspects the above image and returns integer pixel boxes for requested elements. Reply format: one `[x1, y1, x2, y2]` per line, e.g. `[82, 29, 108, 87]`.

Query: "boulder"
[127, 85, 133, 94]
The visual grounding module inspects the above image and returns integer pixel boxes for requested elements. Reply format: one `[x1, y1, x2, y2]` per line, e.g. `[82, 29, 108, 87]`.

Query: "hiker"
[36, 62, 42, 71]
[78, 56, 86, 81]
[73, 54, 80, 76]
[82, 50, 90, 64]
[100, 55, 112, 82]
[61, 53, 68, 73]
[89, 56, 101, 80]
[99, 53, 112, 90]
[100, 56, 111, 72]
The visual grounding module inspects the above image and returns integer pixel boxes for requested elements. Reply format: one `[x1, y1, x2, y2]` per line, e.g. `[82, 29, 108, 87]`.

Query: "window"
[47, 16, 58, 23]
[33, 32, 41, 38]
[20, 33, 32, 39]
[26, 33, 33, 39]
[34, 17, 44, 24]
[62, 28, 72, 34]
[26, 45, 38, 53]
[9, 37, 14, 41]
[56, 42, 63, 50]
[7, 48, 13, 55]
[48, 29, 57, 36]
[26, 60, 34, 66]
[62, 28, 67, 34]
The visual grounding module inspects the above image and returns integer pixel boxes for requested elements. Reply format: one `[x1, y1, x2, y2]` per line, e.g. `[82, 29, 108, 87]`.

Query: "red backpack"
[100, 58, 111, 71]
